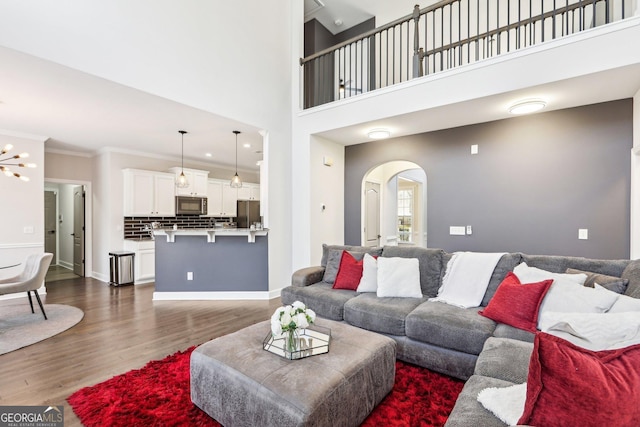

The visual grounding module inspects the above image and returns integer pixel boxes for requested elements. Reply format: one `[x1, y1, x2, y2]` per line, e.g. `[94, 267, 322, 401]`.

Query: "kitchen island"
[152, 228, 269, 300]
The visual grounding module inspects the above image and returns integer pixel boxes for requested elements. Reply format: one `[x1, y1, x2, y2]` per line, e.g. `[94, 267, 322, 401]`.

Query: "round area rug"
[0, 302, 84, 355]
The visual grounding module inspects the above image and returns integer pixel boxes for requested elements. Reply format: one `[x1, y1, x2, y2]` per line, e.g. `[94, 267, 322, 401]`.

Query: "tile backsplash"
[124, 216, 232, 240]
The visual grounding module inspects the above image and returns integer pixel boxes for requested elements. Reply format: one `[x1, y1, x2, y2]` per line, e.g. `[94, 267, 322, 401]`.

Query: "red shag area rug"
[68, 346, 464, 427]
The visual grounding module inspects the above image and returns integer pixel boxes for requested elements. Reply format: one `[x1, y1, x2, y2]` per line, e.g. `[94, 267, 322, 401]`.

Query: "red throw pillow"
[519, 333, 640, 427]
[333, 251, 364, 291]
[479, 272, 552, 332]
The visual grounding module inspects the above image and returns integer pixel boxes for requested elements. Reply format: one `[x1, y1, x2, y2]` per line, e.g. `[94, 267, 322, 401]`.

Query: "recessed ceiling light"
[243, 143, 251, 148]
[508, 99, 547, 115]
[205, 153, 212, 157]
[367, 129, 391, 139]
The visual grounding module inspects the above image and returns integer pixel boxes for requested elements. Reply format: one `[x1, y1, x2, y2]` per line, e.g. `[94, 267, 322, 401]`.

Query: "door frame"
[43, 189, 59, 265]
[44, 178, 93, 278]
[73, 186, 85, 276]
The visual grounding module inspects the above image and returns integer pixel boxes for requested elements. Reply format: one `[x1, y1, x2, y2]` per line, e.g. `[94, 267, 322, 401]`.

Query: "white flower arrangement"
[271, 301, 316, 336]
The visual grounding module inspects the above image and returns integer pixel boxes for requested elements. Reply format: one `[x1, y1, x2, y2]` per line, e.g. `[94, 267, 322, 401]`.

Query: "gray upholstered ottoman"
[191, 318, 396, 427]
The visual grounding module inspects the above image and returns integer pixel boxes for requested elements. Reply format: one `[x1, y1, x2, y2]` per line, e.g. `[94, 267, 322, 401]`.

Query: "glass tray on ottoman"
[263, 326, 331, 360]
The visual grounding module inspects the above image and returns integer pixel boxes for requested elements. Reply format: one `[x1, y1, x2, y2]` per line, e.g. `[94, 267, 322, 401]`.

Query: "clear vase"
[286, 329, 299, 355]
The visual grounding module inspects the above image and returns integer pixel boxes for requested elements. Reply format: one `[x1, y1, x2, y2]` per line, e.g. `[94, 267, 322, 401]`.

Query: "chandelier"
[0, 144, 36, 181]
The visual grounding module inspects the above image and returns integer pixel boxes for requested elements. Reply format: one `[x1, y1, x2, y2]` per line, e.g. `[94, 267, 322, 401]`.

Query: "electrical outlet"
[450, 226, 466, 236]
[578, 229, 588, 240]
[466, 225, 472, 235]
[187, 272, 193, 280]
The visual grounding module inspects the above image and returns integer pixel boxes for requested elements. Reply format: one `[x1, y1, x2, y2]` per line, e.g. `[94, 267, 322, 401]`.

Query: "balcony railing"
[301, 0, 633, 109]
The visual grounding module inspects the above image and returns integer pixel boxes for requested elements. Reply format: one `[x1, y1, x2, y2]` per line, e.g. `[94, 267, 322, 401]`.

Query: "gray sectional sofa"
[280, 244, 640, 426]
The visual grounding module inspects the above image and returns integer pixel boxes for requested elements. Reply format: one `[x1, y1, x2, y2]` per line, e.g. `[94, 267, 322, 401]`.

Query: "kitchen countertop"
[153, 227, 268, 243]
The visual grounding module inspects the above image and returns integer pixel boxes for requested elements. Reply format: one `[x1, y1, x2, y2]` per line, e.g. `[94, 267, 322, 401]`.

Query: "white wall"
[310, 136, 345, 264]
[0, 131, 46, 279]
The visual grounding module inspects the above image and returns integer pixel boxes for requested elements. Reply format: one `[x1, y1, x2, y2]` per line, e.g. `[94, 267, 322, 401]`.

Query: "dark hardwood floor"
[0, 276, 281, 426]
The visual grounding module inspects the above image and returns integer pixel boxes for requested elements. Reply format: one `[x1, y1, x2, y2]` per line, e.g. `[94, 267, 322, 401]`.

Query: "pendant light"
[176, 130, 189, 188]
[230, 130, 242, 188]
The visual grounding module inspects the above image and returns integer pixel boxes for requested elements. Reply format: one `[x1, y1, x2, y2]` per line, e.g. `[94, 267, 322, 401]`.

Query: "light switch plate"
[471, 144, 478, 155]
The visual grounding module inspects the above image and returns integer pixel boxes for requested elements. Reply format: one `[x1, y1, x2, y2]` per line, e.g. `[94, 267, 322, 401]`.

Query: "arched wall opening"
[361, 161, 427, 247]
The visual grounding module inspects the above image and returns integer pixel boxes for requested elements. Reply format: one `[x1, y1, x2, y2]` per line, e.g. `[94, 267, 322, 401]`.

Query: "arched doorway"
[361, 161, 427, 247]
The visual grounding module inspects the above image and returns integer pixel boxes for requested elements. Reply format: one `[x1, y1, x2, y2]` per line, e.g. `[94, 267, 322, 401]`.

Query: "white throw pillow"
[477, 383, 527, 426]
[376, 257, 422, 298]
[513, 262, 617, 326]
[539, 311, 640, 350]
[608, 293, 640, 313]
[538, 281, 619, 318]
[513, 262, 587, 286]
[356, 253, 378, 293]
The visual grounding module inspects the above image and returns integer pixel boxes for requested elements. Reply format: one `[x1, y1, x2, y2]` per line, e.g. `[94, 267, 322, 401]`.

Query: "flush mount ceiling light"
[508, 99, 547, 115]
[230, 130, 242, 188]
[0, 144, 36, 181]
[176, 130, 189, 188]
[367, 129, 391, 139]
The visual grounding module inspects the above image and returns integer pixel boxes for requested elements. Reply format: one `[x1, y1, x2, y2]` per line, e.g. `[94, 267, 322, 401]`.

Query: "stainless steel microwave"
[175, 196, 207, 215]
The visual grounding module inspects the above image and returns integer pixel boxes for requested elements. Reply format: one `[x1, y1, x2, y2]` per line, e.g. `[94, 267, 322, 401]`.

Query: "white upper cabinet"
[206, 179, 223, 216]
[221, 183, 238, 216]
[207, 179, 237, 217]
[237, 183, 260, 201]
[169, 167, 209, 196]
[123, 169, 176, 217]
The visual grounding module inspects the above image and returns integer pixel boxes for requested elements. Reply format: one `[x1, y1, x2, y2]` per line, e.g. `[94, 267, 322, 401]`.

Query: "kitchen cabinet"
[169, 167, 209, 196]
[123, 169, 175, 217]
[222, 183, 238, 216]
[123, 239, 155, 283]
[207, 179, 237, 217]
[237, 183, 260, 201]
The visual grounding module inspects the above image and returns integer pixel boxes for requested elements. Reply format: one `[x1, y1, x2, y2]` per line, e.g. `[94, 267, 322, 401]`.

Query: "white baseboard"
[92, 271, 109, 283]
[58, 260, 74, 270]
[152, 291, 279, 301]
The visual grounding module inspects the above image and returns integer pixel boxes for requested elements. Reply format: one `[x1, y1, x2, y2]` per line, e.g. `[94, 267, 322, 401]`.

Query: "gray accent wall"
[344, 100, 632, 259]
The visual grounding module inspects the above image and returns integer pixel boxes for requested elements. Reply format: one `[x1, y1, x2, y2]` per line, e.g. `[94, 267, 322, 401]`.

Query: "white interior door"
[364, 181, 381, 247]
[44, 190, 57, 264]
[73, 186, 85, 276]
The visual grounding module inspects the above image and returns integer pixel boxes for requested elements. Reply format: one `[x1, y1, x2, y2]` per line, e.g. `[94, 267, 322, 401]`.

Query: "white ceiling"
[304, 0, 422, 34]
[0, 46, 264, 172]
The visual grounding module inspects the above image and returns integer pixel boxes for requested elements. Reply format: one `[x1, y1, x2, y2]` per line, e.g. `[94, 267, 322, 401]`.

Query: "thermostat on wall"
[323, 156, 334, 167]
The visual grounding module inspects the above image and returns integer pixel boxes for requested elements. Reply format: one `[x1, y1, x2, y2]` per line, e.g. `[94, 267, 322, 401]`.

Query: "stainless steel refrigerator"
[236, 200, 261, 228]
